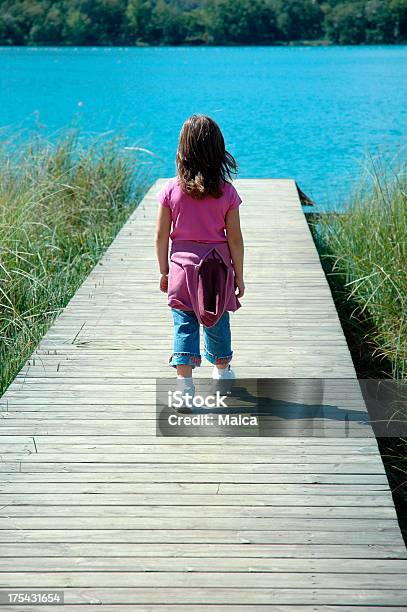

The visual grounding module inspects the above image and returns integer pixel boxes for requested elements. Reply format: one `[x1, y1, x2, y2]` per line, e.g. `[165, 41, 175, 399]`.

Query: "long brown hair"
[176, 114, 238, 199]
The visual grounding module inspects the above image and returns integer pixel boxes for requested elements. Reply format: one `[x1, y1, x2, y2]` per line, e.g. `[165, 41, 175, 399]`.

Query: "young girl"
[155, 114, 244, 394]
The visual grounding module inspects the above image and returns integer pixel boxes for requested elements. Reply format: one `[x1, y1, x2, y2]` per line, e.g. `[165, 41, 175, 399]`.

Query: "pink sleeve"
[227, 183, 242, 211]
[156, 182, 170, 208]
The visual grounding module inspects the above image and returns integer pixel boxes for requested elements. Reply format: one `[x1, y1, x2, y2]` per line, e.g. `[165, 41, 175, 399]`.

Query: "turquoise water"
[1, 45, 406, 208]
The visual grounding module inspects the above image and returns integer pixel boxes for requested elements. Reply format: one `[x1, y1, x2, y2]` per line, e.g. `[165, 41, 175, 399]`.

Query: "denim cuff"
[169, 352, 202, 368]
[203, 349, 233, 365]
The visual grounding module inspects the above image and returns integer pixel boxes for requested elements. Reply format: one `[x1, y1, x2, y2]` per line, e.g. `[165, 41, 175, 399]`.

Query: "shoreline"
[1, 41, 407, 49]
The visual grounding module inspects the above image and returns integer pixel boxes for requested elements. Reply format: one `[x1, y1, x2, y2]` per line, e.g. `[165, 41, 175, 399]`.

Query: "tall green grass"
[0, 130, 147, 396]
[311, 156, 406, 381]
[309, 156, 407, 539]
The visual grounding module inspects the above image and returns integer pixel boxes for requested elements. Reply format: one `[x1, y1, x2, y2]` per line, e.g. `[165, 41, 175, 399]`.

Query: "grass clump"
[308, 154, 407, 540]
[0, 129, 147, 396]
[311, 156, 406, 381]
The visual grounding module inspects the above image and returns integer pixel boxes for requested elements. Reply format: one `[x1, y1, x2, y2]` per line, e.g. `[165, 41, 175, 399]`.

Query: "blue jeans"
[170, 309, 233, 368]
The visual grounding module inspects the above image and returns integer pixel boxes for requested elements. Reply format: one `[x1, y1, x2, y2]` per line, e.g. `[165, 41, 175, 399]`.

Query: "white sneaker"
[175, 377, 195, 413]
[212, 364, 236, 380]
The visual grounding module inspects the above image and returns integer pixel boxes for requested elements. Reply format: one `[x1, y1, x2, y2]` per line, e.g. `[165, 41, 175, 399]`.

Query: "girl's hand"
[160, 274, 168, 293]
[234, 275, 245, 298]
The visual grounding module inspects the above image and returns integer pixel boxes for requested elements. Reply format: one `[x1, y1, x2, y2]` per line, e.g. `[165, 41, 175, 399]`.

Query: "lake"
[1, 45, 406, 208]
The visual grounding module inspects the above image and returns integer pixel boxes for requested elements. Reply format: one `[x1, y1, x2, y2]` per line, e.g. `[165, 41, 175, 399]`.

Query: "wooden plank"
[17, 461, 389, 474]
[0, 443, 34, 453]
[0, 517, 400, 531]
[0, 542, 404, 559]
[0, 472, 390, 484]
[1, 570, 407, 589]
[0, 505, 398, 519]
[0, 435, 381, 446]
[1, 587, 407, 605]
[1, 607, 405, 612]
[0, 483, 392, 495]
[0, 494, 396, 507]
[0, 529, 402, 545]
[7, 452, 387, 463]
[25, 443, 383, 455]
[2, 556, 407, 573]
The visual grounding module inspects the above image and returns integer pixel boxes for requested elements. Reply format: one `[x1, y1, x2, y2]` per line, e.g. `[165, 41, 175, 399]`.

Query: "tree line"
[1, 0, 406, 46]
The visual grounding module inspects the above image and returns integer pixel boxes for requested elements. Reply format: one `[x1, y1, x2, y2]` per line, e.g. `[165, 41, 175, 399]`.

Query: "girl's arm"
[225, 207, 245, 298]
[155, 204, 172, 293]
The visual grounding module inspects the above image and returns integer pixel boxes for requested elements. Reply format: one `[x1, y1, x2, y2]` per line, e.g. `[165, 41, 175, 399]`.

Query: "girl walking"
[155, 114, 244, 395]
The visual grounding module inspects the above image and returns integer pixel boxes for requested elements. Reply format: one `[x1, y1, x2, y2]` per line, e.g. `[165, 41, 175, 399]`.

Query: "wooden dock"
[0, 179, 406, 610]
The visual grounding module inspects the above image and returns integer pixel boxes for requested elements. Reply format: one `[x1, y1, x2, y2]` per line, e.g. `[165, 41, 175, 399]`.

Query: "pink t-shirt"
[156, 176, 242, 243]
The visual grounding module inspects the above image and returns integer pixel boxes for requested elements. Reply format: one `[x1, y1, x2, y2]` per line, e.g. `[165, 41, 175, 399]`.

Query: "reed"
[0, 130, 147, 395]
[311, 155, 406, 382]
[309, 155, 407, 538]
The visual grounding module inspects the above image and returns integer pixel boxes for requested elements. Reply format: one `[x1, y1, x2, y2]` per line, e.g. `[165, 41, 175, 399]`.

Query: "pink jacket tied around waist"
[168, 240, 241, 328]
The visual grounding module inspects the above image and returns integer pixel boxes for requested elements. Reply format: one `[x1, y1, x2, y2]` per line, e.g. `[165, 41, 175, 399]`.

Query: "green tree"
[28, 4, 65, 44]
[0, 1, 28, 44]
[125, 0, 156, 42]
[182, 8, 208, 44]
[0, 0, 50, 44]
[205, 0, 277, 44]
[364, 0, 394, 43]
[152, 0, 189, 44]
[324, 2, 367, 43]
[86, 0, 127, 44]
[62, 8, 94, 44]
[389, 0, 407, 39]
[272, 0, 324, 40]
